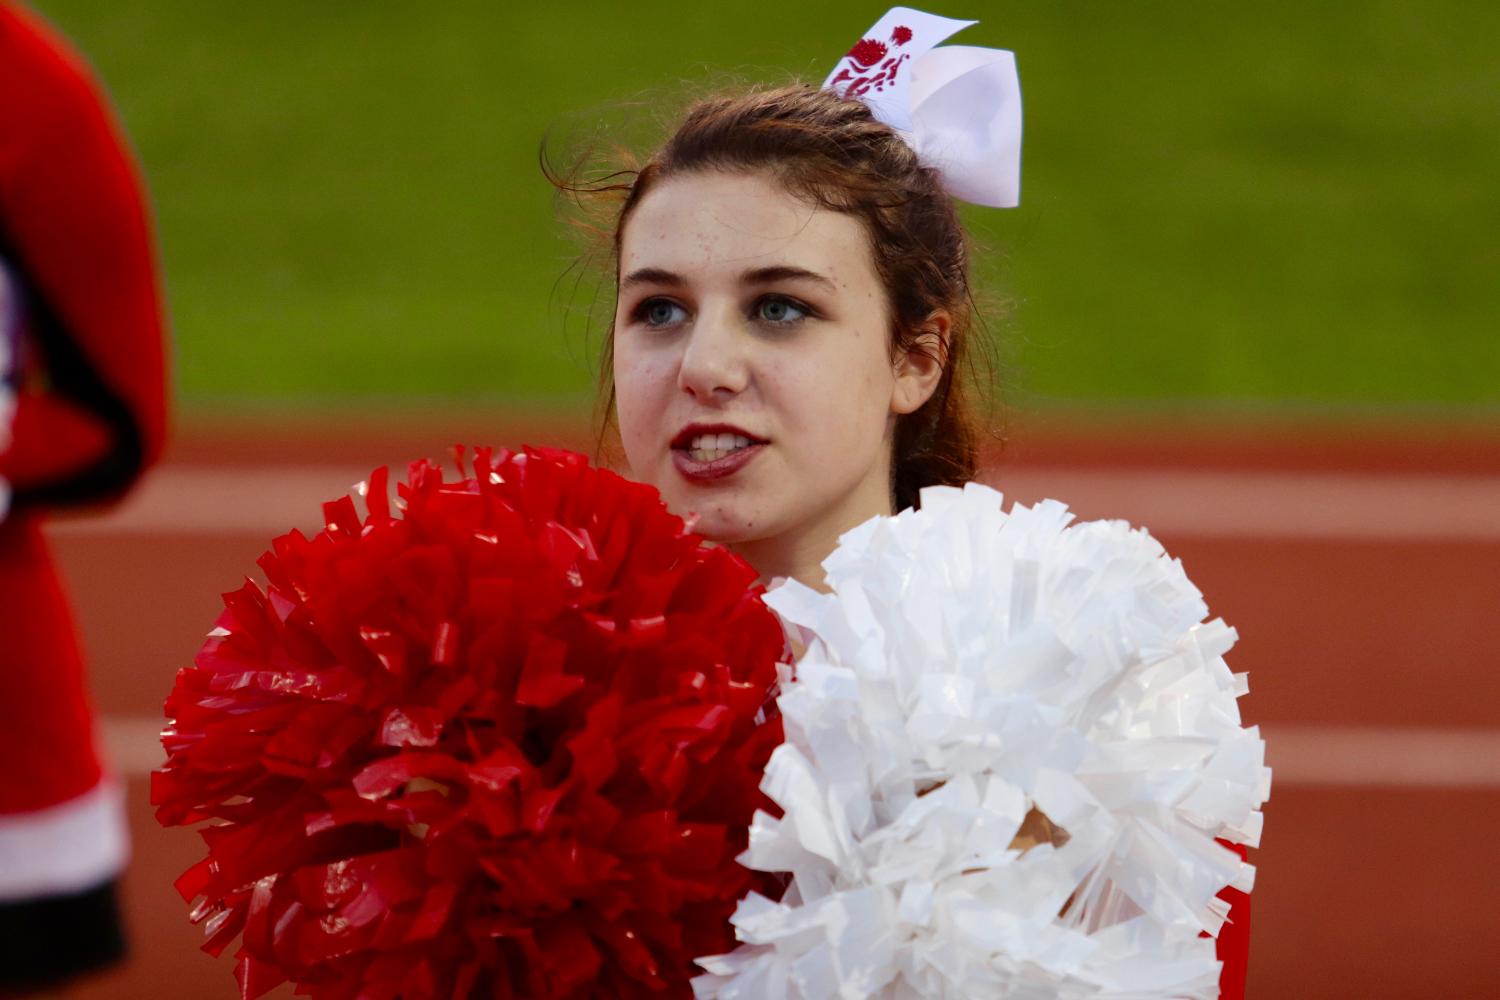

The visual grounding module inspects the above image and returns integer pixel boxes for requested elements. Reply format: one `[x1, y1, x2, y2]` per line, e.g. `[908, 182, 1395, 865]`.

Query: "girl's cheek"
[618, 353, 670, 403]
[758, 354, 804, 399]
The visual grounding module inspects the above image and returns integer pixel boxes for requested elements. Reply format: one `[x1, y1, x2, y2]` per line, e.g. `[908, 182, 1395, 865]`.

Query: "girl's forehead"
[621, 171, 871, 280]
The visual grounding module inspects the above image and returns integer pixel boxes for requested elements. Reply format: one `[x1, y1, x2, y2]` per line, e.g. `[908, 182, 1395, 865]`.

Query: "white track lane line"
[104, 717, 1500, 789]
[980, 468, 1500, 541]
[45, 465, 1500, 541]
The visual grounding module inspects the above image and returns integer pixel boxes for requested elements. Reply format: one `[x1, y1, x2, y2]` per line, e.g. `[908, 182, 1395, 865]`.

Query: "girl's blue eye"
[640, 299, 687, 327]
[757, 296, 808, 325]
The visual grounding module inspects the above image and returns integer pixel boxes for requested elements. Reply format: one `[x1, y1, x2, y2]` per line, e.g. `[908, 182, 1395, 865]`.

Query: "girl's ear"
[891, 311, 951, 415]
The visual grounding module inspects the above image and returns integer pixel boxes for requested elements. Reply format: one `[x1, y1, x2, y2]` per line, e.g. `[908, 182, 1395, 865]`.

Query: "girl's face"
[612, 170, 938, 580]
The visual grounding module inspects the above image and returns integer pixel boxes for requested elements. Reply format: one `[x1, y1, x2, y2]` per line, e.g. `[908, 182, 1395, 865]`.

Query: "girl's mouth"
[670, 427, 767, 481]
[683, 432, 755, 463]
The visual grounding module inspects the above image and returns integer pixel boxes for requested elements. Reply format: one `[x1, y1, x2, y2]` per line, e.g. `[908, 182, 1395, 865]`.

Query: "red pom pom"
[154, 447, 786, 999]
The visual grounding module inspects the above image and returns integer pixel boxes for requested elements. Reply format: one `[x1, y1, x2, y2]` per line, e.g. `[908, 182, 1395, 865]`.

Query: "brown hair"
[548, 83, 991, 512]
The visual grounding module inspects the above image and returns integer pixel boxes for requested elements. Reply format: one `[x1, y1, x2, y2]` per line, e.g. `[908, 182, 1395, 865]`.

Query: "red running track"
[36, 413, 1500, 999]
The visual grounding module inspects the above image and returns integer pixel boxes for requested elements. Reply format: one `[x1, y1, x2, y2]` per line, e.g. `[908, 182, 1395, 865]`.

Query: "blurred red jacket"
[0, 0, 168, 905]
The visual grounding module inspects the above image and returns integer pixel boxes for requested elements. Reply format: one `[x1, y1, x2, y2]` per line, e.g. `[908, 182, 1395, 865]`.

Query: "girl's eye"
[756, 296, 809, 325]
[638, 298, 688, 327]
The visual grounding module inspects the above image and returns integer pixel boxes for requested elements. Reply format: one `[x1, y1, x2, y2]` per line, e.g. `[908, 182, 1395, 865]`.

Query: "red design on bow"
[847, 37, 888, 67]
[830, 25, 913, 98]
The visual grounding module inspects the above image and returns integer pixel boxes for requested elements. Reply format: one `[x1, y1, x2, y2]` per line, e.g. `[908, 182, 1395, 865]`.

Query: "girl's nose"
[676, 303, 748, 402]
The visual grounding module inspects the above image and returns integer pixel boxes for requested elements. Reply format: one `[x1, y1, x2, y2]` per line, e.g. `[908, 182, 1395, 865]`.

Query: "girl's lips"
[672, 442, 766, 482]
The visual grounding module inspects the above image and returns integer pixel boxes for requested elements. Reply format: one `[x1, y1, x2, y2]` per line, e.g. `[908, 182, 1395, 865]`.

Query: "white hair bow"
[822, 6, 1022, 208]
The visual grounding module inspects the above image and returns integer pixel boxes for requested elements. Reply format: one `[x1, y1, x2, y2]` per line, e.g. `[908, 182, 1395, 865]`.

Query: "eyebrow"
[619, 267, 683, 292]
[619, 265, 836, 293]
[743, 265, 836, 291]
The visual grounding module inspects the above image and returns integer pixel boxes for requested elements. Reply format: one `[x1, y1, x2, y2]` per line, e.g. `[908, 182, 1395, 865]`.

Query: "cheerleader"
[558, 9, 1255, 996]
[0, 3, 169, 991]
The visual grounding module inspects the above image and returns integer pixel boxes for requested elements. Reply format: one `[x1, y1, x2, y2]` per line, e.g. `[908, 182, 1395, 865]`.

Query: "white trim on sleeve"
[0, 780, 129, 901]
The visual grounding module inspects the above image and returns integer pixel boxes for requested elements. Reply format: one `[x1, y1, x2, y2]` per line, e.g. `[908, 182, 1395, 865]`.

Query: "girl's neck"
[733, 532, 838, 593]
[732, 476, 894, 593]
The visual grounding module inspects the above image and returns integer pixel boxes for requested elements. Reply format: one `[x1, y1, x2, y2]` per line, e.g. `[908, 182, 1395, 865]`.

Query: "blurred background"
[18, 0, 1499, 996]
[30, 0, 1500, 414]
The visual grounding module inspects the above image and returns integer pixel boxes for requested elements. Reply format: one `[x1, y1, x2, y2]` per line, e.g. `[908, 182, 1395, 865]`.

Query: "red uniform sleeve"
[0, 2, 169, 503]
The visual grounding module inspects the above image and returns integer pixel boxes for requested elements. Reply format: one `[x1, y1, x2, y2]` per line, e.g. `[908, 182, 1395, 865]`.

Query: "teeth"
[684, 433, 756, 463]
[688, 433, 752, 452]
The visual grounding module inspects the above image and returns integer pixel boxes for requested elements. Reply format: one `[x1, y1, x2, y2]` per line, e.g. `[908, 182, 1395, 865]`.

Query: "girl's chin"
[672, 504, 774, 546]
[684, 514, 759, 545]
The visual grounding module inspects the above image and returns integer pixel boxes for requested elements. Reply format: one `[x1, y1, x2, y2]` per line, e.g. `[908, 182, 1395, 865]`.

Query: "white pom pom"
[695, 485, 1269, 999]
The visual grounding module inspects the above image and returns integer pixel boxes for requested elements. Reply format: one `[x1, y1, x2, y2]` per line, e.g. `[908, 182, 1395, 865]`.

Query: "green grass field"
[30, 0, 1500, 413]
